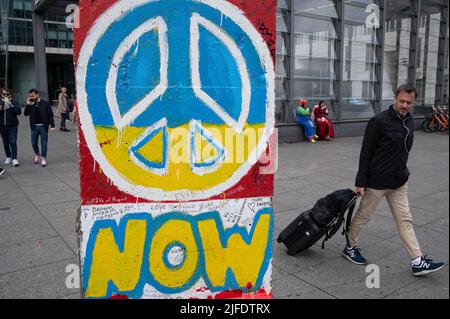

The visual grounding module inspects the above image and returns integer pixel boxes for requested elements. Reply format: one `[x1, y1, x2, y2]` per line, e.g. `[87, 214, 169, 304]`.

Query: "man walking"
[24, 89, 56, 167]
[0, 88, 22, 167]
[343, 84, 445, 276]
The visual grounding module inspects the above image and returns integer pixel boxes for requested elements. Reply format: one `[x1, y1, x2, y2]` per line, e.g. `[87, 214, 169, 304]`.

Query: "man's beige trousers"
[348, 183, 423, 260]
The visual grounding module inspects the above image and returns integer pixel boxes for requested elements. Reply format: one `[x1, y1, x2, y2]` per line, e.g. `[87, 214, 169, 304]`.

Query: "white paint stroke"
[129, 117, 169, 176]
[106, 16, 169, 130]
[190, 13, 250, 134]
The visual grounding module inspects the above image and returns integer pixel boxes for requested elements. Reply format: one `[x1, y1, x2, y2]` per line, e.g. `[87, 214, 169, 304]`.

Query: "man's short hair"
[2, 87, 12, 95]
[395, 84, 418, 99]
[29, 88, 39, 94]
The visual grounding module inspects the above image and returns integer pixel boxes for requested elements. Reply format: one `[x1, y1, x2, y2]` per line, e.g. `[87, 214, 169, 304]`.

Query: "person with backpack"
[0, 87, 22, 167]
[343, 83, 445, 276]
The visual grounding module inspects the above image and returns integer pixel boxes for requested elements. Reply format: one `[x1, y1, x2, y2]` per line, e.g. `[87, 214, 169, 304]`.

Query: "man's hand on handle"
[355, 187, 366, 196]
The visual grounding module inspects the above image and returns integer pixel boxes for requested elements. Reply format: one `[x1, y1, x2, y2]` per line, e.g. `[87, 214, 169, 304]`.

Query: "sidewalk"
[0, 121, 448, 299]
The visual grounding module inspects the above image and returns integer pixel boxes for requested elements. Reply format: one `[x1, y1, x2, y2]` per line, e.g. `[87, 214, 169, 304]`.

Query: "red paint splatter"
[205, 288, 272, 300]
[195, 287, 210, 293]
[109, 294, 129, 299]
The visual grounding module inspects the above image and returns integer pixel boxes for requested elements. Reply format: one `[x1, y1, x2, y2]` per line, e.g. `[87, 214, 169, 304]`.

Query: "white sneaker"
[4, 157, 12, 165]
[12, 159, 19, 167]
[41, 157, 47, 167]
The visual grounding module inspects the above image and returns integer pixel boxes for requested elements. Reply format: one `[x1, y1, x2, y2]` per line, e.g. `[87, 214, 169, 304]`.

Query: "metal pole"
[32, 1, 49, 101]
[288, 0, 295, 122]
[0, 0, 10, 88]
[335, 0, 345, 121]
[375, 0, 386, 115]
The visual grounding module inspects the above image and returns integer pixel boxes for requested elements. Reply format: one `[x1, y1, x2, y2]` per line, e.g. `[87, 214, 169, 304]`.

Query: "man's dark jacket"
[0, 100, 22, 127]
[355, 105, 414, 189]
[24, 99, 55, 128]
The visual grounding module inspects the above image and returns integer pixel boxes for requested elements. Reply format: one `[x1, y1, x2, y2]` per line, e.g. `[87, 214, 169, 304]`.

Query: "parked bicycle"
[421, 105, 449, 132]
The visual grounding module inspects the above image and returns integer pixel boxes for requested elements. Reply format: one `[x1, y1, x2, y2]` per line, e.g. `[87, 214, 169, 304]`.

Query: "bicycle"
[421, 105, 449, 132]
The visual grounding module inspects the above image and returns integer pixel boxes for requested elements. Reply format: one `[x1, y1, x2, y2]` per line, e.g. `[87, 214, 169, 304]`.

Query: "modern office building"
[0, 0, 75, 103]
[277, 0, 449, 140]
[0, 0, 448, 139]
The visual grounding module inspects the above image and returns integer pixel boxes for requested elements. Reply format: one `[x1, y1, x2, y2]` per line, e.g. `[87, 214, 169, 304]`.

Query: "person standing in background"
[57, 86, 70, 132]
[0, 88, 22, 167]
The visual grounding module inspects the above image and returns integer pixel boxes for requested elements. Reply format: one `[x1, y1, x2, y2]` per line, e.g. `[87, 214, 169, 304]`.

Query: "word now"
[82, 210, 273, 298]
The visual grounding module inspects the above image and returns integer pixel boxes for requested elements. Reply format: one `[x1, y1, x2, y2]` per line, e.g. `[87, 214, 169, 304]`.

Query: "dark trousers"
[31, 125, 49, 158]
[60, 112, 69, 129]
[0, 126, 18, 159]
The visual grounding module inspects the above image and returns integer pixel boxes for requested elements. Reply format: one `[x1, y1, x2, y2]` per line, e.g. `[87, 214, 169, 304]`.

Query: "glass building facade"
[5, 0, 74, 49]
[0, 0, 75, 102]
[1, 0, 449, 125]
[276, 0, 449, 124]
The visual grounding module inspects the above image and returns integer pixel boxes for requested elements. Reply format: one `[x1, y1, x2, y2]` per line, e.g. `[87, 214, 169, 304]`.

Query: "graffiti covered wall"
[75, 0, 276, 299]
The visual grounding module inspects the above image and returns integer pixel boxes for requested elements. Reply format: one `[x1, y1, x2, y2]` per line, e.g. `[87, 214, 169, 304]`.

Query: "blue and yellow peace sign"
[77, 0, 275, 201]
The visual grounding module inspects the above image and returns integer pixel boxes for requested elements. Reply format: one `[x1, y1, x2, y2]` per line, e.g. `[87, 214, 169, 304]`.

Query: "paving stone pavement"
[0, 119, 448, 299]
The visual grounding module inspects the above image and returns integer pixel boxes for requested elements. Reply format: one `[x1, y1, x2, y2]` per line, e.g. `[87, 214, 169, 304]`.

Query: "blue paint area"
[82, 213, 154, 299]
[116, 31, 161, 117]
[85, 0, 268, 128]
[82, 209, 273, 298]
[190, 121, 225, 168]
[198, 26, 242, 122]
[129, 125, 168, 170]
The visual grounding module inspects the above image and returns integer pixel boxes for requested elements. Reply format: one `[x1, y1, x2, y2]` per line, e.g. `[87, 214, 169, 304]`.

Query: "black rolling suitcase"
[277, 189, 358, 256]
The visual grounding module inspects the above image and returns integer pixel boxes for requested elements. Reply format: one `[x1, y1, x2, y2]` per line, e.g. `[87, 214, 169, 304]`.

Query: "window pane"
[415, 0, 446, 113]
[276, 31, 288, 55]
[340, 0, 379, 119]
[276, 100, 287, 123]
[276, 9, 288, 33]
[294, 0, 337, 18]
[382, 0, 414, 110]
[13, 0, 23, 10]
[294, 15, 337, 39]
[295, 35, 336, 59]
[276, 78, 287, 100]
[294, 57, 336, 79]
[341, 81, 376, 119]
[276, 54, 288, 78]
[293, 79, 335, 100]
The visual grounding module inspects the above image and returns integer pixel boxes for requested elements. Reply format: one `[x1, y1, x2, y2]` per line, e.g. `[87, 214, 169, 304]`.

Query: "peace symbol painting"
[75, 0, 277, 299]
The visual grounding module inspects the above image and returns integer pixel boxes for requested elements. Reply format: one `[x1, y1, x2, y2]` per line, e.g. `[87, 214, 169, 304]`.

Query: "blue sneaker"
[342, 246, 368, 265]
[412, 256, 445, 276]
